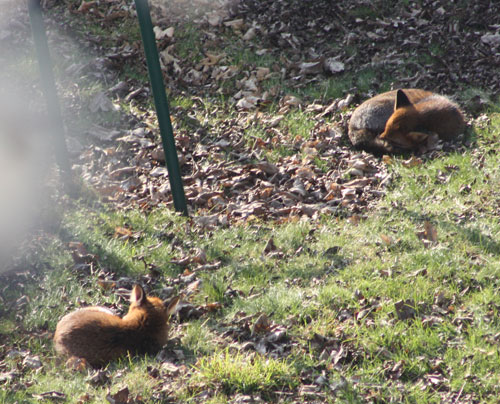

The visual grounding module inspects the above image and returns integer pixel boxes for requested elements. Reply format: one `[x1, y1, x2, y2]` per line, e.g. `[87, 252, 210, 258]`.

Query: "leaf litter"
[0, 0, 499, 402]
[45, 0, 497, 227]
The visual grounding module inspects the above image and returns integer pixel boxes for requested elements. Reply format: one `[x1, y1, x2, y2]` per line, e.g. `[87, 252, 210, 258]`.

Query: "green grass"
[174, 23, 205, 63]
[279, 110, 316, 140]
[2, 129, 499, 403]
[7, 136, 497, 401]
[1, 1, 500, 403]
[191, 350, 298, 396]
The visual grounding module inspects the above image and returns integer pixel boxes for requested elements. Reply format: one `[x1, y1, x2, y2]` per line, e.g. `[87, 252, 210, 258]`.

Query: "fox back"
[54, 285, 178, 367]
[348, 89, 464, 153]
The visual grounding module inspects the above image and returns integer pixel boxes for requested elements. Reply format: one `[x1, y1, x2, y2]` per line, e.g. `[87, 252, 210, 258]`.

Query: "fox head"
[380, 89, 428, 149]
[123, 285, 179, 325]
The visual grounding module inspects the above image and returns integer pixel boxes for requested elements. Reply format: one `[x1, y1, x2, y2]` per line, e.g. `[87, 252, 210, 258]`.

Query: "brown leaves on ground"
[1, 1, 497, 403]
[74, 118, 391, 224]
[220, 311, 292, 357]
[39, 0, 494, 226]
[394, 299, 417, 321]
[235, 1, 500, 94]
[417, 221, 438, 248]
[43, 0, 402, 225]
[106, 386, 130, 404]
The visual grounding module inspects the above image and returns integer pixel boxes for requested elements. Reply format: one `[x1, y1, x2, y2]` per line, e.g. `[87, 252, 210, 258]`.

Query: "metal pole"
[26, 0, 71, 180]
[134, 0, 188, 215]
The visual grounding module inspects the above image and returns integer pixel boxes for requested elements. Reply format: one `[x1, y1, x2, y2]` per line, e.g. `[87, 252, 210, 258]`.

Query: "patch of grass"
[121, 62, 148, 85]
[3, 115, 500, 402]
[192, 350, 298, 396]
[175, 23, 204, 63]
[461, 89, 500, 113]
[228, 46, 276, 71]
[0, 389, 31, 403]
[477, 112, 500, 140]
[0, 318, 16, 334]
[61, 207, 189, 278]
[355, 67, 382, 93]
[241, 122, 268, 146]
[429, 42, 445, 57]
[171, 95, 196, 110]
[202, 274, 230, 304]
[267, 143, 297, 161]
[317, 75, 354, 100]
[279, 110, 315, 140]
[346, 0, 411, 19]
[2, 2, 500, 403]
[348, 5, 380, 20]
[19, 358, 160, 404]
[182, 320, 220, 357]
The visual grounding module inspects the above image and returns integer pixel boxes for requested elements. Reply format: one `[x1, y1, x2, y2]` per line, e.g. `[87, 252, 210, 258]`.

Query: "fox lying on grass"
[54, 285, 179, 367]
[348, 89, 465, 154]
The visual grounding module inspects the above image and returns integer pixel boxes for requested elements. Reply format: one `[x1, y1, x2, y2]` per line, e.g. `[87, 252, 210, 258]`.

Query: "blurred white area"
[0, 0, 54, 271]
[0, 91, 52, 271]
[0, 0, 58, 273]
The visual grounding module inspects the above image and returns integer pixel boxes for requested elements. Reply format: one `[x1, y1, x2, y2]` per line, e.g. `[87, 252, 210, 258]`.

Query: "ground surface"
[0, 1, 499, 403]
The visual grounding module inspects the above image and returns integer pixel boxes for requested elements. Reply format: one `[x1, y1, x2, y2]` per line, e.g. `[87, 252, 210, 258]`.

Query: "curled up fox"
[54, 285, 179, 367]
[348, 89, 465, 154]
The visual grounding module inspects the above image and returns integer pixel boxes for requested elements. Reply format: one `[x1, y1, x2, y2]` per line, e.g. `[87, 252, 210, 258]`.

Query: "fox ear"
[165, 296, 181, 317]
[131, 285, 146, 305]
[395, 89, 412, 110]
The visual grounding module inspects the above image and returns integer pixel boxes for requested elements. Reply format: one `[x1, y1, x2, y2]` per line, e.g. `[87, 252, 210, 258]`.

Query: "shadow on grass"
[394, 208, 500, 256]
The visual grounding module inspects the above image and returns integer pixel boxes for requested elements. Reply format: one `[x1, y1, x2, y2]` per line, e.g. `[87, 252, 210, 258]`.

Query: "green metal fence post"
[27, 0, 71, 180]
[134, 0, 188, 216]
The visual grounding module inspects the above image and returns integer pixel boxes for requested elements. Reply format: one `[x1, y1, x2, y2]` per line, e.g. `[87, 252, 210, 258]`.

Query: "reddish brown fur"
[380, 90, 465, 149]
[348, 89, 465, 153]
[54, 285, 178, 367]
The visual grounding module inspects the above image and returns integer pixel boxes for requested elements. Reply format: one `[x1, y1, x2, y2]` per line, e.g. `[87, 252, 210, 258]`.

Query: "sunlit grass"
[0, 1, 499, 403]
[193, 350, 298, 395]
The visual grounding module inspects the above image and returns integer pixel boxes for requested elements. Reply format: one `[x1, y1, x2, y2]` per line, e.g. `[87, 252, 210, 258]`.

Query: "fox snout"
[380, 130, 429, 149]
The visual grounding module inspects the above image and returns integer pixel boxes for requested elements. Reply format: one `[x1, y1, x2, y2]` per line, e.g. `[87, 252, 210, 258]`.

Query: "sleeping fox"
[348, 89, 465, 153]
[54, 285, 179, 367]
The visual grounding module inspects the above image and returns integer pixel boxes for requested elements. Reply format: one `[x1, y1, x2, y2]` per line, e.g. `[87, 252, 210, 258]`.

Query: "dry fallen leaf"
[77, 1, 96, 14]
[424, 221, 438, 243]
[402, 156, 423, 168]
[77, 393, 92, 404]
[32, 391, 66, 402]
[394, 299, 416, 321]
[106, 386, 129, 404]
[255, 67, 271, 81]
[380, 234, 393, 246]
[202, 52, 225, 67]
[417, 221, 438, 247]
[207, 12, 224, 26]
[281, 94, 302, 107]
[153, 26, 174, 40]
[263, 238, 277, 254]
[252, 313, 271, 334]
[323, 58, 345, 74]
[382, 155, 393, 165]
[192, 248, 207, 265]
[186, 279, 201, 294]
[88, 369, 110, 386]
[114, 226, 133, 239]
[242, 27, 256, 40]
[66, 356, 90, 372]
[201, 302, 223, 312]
[347, 215, 361, 225]
[223, 19, 245, 30]
[97, 280, 116, 290]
